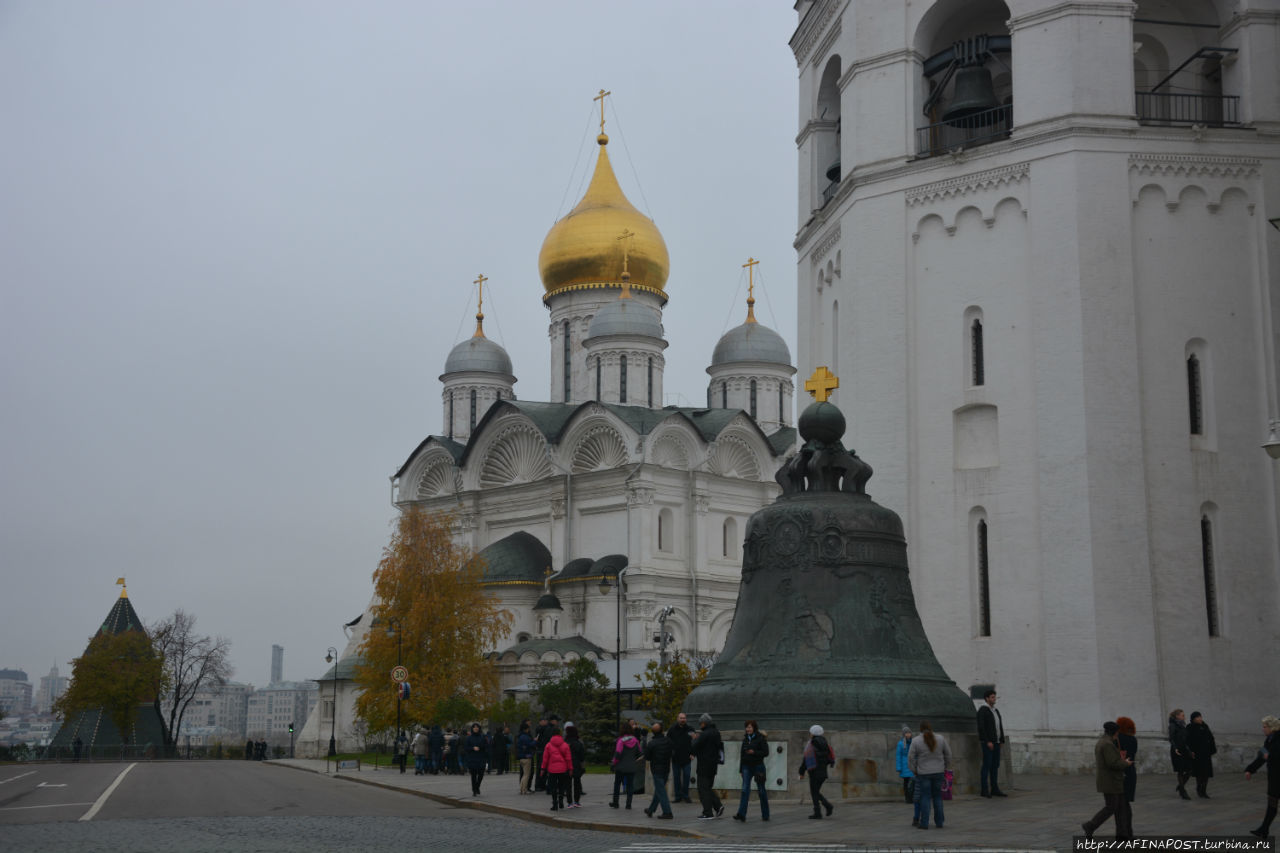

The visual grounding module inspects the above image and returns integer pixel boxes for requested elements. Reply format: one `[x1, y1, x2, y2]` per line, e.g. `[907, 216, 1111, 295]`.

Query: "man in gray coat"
[1081, 721, 1134, 840]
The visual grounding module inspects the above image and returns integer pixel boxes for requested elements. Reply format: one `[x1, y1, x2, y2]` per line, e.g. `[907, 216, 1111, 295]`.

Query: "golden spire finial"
[594, 89, 611, 144]
[743, 257, 759, 323]
[472, 274, 488, 338]
[116, 576, 127, 599]
[804, 366, 840, 402]
[617, 229, 635, 297]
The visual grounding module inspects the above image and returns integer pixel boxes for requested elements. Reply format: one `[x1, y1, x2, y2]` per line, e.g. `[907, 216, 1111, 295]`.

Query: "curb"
[268, 761, 700, 839]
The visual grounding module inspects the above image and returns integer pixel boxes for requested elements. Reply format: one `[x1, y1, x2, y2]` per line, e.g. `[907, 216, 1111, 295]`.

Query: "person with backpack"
[610, 721, 642, 809]
[690, 713, 724, 819]
[799, 723, 835, 819]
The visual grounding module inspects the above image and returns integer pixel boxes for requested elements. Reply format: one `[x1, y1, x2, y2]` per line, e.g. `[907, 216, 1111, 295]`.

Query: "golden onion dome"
[539, 134, 669, 301]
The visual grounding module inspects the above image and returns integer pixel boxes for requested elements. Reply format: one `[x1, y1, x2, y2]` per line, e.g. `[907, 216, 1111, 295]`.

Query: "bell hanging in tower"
[943, 64, 1000, 127]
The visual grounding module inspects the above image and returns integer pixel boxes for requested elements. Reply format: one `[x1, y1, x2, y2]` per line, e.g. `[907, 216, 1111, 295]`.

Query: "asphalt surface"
[0, 758, 1273, 852]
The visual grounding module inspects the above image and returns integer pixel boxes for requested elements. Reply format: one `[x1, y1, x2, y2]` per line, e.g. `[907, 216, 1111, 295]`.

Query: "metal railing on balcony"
[1135, 91, 1240, 126]
[915, 103, 1013, 159]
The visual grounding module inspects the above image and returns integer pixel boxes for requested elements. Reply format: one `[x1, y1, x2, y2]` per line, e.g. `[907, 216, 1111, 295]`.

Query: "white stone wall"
[793, 0, 1280, 738]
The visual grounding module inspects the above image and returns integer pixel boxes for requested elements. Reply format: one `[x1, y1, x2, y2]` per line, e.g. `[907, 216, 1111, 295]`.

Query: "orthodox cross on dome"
[804, 366, 839, 402]
[116, 576, 127, 598]
[743, 257, 759, 323]
[617, 228, 635, 297]
[594, 89, 611, 138]
[472, 273, 488, 337]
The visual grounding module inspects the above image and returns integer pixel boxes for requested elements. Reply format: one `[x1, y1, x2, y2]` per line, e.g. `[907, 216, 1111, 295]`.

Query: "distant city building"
[178, 681, 253, 744]
[34, 665, 68, 715]
[247, 682, 317, 744]
[270, 645, 284, 686]
[0, 669, 32, 715]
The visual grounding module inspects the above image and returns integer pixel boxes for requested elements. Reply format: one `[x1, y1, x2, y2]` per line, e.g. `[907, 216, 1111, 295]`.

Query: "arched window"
[972, 318, 985, 386]
[448, 394, 454, 440]
[620, 355, 628, 403]
[778, 386, 785, 424]
[562, 321, 571, 403]
[707, 387, 712, 408]
[1201, 514, 1219, 637]
[721, 381, 728, 408]
[1187, 354, 1203, 435]
[658, 507, 674, 553]
[976, 516, 991, 637]
[595, 358, 602, 401]
[831, 300, 839, 375]
[648, 358, 654, 407]
[749, 380, 758, 419]
[722, 517, 738, 559]
[469, 389, 477, 431]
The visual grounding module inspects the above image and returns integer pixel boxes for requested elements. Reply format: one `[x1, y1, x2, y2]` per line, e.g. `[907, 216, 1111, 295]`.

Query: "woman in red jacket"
[540, 725, 573, 811]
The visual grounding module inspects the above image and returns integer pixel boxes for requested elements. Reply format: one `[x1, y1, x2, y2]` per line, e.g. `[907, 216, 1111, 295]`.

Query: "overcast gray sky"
[0, 1, 800, 690]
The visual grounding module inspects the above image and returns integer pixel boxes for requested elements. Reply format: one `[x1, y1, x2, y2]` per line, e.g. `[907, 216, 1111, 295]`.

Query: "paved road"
[1, 759, 1273, 852]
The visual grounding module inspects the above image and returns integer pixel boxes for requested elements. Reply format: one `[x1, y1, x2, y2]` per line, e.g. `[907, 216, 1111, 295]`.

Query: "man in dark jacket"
[428, 725, 445, 774]
[643, 723, 675, 819]
[690, 713, 724, 819]
[669, 711, 695, 803]
[976, 689, 1006, 797]
[1081, 722, 1134, 840]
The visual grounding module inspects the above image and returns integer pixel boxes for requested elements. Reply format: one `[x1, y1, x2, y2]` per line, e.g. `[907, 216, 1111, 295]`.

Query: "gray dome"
[711, 321, 791, 366]
[443, 335, 513, 375]
[586, 299, 664, 341]
[533, 592, 562, 611]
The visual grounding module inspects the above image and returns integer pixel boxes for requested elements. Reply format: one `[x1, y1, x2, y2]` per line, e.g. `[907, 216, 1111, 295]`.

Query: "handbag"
[752, 765, 766, 784]
[941, 769, 954, 800]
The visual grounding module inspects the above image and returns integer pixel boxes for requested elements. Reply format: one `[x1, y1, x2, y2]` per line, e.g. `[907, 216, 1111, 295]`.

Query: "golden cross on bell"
[743, 257, 759, 322]
[594, 89, 611, 134]
[804, 366, 839, 402]
[472, 273, 488, 337]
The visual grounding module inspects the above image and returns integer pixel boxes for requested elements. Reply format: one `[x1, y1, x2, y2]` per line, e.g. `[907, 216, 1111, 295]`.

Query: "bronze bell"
[943, 64, 999, 127]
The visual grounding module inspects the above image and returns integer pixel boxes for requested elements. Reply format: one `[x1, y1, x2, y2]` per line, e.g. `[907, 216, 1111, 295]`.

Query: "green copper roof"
[478, 531, 552, 586]
[499, 635, 607, 658]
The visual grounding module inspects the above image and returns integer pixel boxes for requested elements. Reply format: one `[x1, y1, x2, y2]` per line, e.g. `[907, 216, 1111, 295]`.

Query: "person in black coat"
[463, 722, 489, 796]
[669, 711, 695, 803]
[489, 724, 510, 774]
[564, 723, 586, 806]
[428, 725, 444, 774]
[690, 713, 724, 819]
[1116, 717, 1138, 806]
[1168, 708, 1192, 799]
[1245, 715, 1279, 839]
[643, 723, 675, 819]
[1185, 712, 1216, 798]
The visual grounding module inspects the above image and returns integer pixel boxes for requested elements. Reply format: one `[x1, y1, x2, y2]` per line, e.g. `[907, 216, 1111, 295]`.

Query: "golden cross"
[594, 89, 611, 134]
[804, 366, 840, 402]
[473, 273, 488, 337]
[743, 257, 759, 322]
[617, 228, 635, 296]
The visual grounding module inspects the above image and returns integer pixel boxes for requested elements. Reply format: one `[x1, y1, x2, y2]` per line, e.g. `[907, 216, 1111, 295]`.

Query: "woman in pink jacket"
[540, 725, 573, 811]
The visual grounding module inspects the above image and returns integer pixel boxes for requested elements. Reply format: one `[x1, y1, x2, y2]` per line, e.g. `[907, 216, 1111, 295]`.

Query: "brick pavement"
[272, 758, 1271, 851]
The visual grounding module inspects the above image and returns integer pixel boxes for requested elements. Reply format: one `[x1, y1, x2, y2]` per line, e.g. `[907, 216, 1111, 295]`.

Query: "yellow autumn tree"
[354, 507, 512, 733]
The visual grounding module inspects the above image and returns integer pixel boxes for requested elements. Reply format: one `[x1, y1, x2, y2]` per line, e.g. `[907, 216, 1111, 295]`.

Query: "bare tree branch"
[151, 609, 233, 746]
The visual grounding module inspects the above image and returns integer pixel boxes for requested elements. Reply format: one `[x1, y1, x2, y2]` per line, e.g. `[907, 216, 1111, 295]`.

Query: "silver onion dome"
[443, 335, 514, 375]
[711, 321, 791, 366]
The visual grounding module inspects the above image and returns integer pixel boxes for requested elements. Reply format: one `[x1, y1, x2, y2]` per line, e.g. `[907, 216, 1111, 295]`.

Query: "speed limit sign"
[391, 665, 408, 683]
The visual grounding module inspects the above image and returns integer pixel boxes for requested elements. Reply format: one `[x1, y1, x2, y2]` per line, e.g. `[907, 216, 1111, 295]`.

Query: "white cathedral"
[791, 0, 1279, 765]
[296, 119, 798, 756]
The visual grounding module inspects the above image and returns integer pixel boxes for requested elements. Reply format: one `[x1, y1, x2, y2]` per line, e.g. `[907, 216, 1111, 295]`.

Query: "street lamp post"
[325, 647, 338, 757]
[386, 618, 403, 761]
[598, 568, 626, 732]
